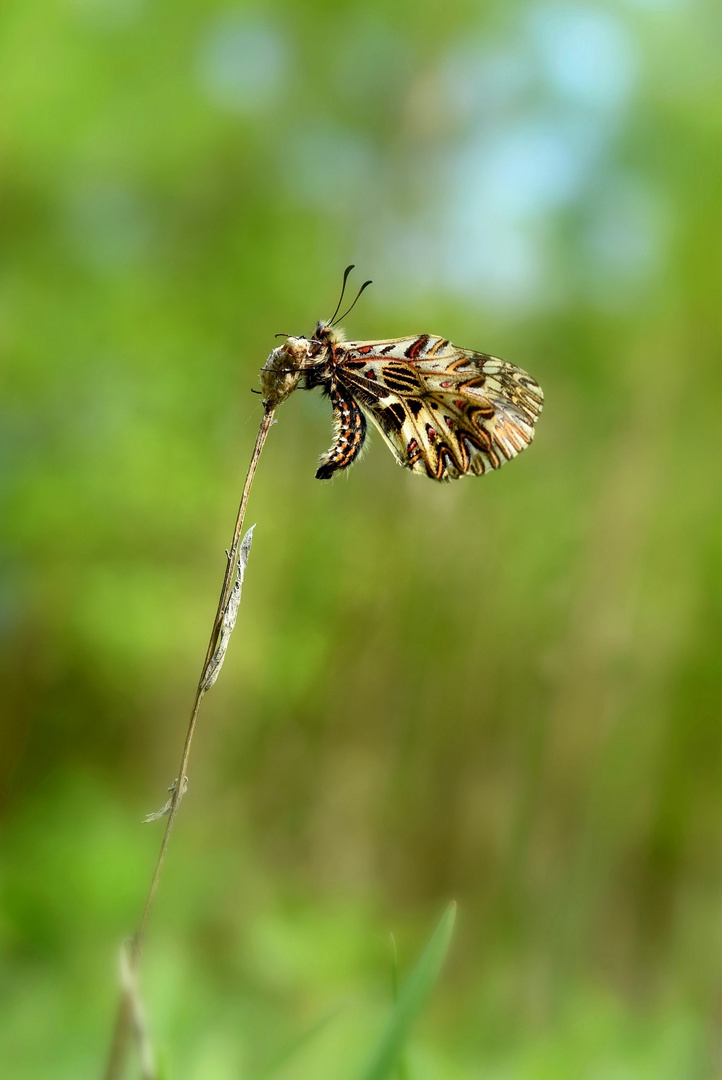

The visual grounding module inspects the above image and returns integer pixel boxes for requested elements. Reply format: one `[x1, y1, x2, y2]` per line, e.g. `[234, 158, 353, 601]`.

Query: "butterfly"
[261, 267, 544, 482]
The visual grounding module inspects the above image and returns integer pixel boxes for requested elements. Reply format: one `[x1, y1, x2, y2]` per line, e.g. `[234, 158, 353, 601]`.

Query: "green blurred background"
[2, 0, 721, 1076]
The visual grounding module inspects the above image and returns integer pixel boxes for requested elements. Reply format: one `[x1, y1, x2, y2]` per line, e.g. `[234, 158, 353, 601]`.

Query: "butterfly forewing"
[324, 334, 543, 481]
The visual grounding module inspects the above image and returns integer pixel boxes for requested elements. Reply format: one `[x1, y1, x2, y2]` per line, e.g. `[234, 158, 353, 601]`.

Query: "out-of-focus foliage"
[1, 0, 721, 1075]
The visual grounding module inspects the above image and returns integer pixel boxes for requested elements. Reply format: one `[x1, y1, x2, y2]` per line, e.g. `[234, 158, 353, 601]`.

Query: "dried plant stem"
[103, 405, 276, 1080]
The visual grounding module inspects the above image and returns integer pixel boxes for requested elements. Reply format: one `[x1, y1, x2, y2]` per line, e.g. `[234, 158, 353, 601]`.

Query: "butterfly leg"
[316, 381, 367, 479]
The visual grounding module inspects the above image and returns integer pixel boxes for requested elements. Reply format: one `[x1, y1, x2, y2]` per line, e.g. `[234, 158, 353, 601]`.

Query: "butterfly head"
[313, 320, 345, 345]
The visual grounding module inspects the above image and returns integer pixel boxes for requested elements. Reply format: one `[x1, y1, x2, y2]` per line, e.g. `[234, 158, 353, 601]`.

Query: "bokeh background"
[2, 0, 722, 1076]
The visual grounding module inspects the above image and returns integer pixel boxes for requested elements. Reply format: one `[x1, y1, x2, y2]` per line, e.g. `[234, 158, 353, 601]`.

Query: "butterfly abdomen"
[315, 381, 368, 480]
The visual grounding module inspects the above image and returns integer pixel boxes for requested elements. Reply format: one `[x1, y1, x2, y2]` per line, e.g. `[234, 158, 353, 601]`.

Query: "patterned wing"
[335, 334, 543, 481]
[316, 379, 367, 479]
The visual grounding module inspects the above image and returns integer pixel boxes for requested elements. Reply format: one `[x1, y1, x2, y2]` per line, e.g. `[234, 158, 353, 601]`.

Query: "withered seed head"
[259, 337, 312, 409]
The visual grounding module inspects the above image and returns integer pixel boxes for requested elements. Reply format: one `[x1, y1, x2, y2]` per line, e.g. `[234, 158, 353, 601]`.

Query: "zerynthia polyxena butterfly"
[260, 266, 543, 482]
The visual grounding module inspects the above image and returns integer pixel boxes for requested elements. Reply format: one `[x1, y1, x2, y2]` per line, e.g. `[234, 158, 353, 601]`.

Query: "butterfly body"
[259, 265, 543, 481]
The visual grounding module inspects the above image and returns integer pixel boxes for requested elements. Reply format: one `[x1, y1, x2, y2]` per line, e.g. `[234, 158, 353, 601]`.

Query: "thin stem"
[103, 405, 276, 1080]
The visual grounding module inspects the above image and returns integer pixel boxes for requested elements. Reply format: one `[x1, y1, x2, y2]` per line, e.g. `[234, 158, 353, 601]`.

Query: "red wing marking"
[405, 335, 430, 359]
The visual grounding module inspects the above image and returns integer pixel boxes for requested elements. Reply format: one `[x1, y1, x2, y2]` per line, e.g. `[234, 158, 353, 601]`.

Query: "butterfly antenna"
[328, 264, 355, 325]
[332, 279, 373, 326]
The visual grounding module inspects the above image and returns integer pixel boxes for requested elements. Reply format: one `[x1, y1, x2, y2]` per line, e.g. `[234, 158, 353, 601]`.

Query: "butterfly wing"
[335, 335, 543, 481]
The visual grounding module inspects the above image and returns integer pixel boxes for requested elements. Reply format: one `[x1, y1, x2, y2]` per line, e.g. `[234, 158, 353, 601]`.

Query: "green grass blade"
[389, 933, 399, 1003]
[357, 902, 457, 1080]
[257, 1009, 341, 1078]
[389, 933, 409, 1080]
